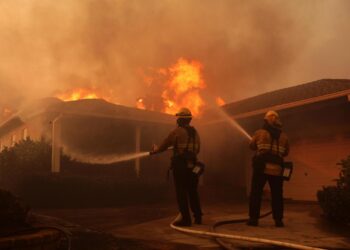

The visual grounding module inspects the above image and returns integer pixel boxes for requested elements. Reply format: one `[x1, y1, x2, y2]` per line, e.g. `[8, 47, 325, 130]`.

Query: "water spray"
[210, 105, 252, 140]
[202, 92, 252, 141]
[67, 151, 151, 165]
[67, 147, 174, 165]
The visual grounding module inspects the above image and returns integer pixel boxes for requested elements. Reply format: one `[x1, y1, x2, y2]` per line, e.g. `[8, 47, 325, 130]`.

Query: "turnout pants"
[172, 165, 202, 222]
[249, 168, 284, 221]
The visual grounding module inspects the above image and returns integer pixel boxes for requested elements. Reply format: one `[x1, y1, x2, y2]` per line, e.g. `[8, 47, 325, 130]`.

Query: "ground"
[34, 201, 350, 250]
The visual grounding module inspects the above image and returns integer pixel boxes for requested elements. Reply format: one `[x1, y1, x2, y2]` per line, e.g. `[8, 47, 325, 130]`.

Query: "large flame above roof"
[56, 88, 100, 101]
[162, 58, 206, 116]
[137, 58, 212, 117]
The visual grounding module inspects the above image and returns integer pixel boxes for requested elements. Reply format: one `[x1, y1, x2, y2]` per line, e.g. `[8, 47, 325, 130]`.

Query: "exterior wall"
[282, 97, 350, 200]
[285, 137, 350, 200]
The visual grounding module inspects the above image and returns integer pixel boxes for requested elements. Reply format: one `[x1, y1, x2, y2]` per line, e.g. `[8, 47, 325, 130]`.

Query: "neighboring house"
[0, 98, 174, 177]
[213, 79, 350, 201]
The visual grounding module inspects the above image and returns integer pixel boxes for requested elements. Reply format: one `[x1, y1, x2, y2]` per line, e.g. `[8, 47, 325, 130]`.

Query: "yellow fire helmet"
[175, 107, 193, 118]
[264, 110, 279, 120]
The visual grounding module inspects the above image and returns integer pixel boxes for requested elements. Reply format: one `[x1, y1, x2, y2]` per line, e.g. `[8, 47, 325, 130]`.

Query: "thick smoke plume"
[1, 0, 349, 115]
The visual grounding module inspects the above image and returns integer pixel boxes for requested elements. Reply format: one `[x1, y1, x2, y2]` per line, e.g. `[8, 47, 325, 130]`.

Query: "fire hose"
[170, 213, 326, 250]
[211, 211, 272, 250]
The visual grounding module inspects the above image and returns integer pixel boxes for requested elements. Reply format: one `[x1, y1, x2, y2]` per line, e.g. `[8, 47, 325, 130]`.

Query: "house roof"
[47, 99, 174, 124]
[0, 98, 174, 138]
[223, 79, 350, 117]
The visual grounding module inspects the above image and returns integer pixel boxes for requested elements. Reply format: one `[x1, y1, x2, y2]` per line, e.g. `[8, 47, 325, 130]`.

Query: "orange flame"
[55, 88, 112, 102]
[137, 58, 225, 116]
[162, 58, 206, 116]
[216, 97, 226, 106]
[136, 58, 208, 116]
[136, 98, 146, 110]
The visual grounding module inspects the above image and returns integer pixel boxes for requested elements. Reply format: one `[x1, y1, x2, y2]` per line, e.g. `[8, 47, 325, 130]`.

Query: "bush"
[317, 155, 350, 224]
[17, 174, 169, 208]
[0, 138, 53, 189]
[0, 189, 29, 227]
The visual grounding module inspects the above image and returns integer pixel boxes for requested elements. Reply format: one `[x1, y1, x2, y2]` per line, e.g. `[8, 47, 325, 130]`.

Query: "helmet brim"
[175, 114, 192, 118]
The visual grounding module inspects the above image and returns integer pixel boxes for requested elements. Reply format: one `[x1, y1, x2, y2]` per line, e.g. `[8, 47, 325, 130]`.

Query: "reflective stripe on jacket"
[250, 129, 289, 157]
[157, 126, 200, 155]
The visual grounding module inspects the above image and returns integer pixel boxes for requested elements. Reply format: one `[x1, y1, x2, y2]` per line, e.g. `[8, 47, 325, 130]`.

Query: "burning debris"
[216, 97, 226, 106]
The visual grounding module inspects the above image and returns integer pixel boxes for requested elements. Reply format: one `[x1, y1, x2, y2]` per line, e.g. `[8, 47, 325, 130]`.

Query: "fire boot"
[194, 216, 202, 225]
[173, 219, 192, 227]
[275, 220, 284, 227]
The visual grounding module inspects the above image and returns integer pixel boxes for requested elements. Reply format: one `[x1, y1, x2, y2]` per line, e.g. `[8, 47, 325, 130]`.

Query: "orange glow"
[161, 58, 206, 117]
[216, 97, 226, 106]
[138, 58, 225, 116]
[136, 98, 146, 110]
[55, 88, 111, 102]
[2, 107, 13, 116]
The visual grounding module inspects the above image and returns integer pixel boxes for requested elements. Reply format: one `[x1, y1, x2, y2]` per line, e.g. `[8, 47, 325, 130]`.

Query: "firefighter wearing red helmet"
[247, 110, 290, 227]
[150, 107, 203, 227]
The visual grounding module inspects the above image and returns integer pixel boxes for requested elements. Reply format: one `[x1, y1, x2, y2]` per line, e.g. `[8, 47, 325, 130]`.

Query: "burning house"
[1, 78, 349, 202]
[0, 98, 174, 178]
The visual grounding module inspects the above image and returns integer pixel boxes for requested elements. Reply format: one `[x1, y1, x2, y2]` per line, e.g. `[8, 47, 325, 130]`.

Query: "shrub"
[317, 155, 350, 224]
[0, 138, 52, 188]
[17, 174, 169, 208]
[0, 189, 29, 226]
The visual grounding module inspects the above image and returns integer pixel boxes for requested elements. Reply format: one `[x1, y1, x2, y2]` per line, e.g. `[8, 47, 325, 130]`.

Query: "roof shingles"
[223, 79, 350, 115]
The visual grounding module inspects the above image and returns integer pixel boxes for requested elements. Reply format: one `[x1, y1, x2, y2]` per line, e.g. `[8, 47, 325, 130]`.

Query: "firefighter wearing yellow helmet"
[150, 107, 203, 227]
[247, 110, 289, 227]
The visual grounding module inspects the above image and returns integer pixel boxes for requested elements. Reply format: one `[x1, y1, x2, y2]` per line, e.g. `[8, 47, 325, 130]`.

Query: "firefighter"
[150, 107, 202, 227]
[247, 110, 289, 227]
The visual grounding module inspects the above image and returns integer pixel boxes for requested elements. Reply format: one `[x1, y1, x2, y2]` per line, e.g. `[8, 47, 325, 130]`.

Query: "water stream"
[69, 151, 150, 164]
[212, 105, 252, 140]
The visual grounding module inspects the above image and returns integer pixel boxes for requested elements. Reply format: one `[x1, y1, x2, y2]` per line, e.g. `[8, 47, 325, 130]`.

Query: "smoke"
[0, 0, 349, 112]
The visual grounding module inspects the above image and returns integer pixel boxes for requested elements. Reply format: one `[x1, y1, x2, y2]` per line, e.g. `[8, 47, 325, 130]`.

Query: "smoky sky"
[1, 0, 350, 110]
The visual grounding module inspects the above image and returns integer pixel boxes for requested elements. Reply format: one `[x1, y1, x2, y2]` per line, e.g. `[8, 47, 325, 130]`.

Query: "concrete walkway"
[109, 203, 350, 249]
[37, 202, 350, 249]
